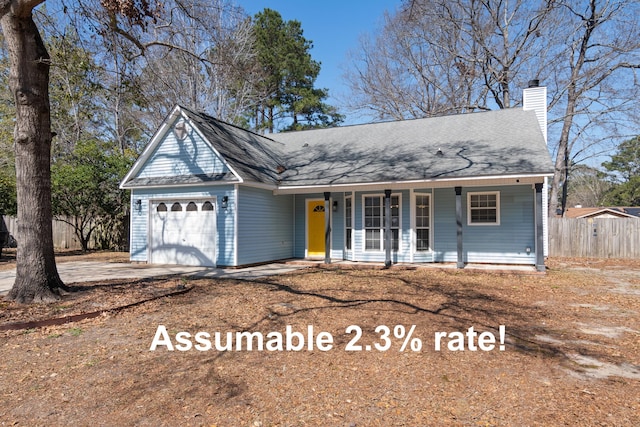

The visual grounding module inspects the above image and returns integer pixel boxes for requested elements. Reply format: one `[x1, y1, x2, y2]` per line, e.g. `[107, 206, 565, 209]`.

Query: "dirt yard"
[1, 256, 639, 426]
[0, 249, 130, 271]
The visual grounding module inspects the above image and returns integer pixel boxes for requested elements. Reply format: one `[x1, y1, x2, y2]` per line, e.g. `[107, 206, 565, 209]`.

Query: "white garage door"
[150, 200, 216, 267]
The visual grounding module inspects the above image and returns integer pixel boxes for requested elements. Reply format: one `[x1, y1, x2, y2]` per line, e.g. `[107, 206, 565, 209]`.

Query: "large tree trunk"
[547, 1, 595, 218]
[548, 105, 574, 217]
[1, 6, 66, 303]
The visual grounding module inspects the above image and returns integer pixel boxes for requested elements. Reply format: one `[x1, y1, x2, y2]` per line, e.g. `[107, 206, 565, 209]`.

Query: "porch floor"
[285, 259, 542, 275]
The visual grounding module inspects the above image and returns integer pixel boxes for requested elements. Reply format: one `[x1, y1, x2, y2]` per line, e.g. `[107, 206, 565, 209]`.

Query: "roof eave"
[121, 180, 240, 190]
[273, 172, 553, 195]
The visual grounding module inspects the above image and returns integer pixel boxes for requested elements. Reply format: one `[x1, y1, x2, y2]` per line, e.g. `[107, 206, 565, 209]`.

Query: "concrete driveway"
[0, 261, 308, 295]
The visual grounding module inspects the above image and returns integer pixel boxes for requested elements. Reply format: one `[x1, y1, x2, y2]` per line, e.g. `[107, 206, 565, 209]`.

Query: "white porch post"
[384, 189, 392, 267]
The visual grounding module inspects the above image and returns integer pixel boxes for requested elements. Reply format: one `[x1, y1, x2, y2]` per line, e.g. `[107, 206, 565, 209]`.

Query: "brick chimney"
[522, 80, 547, 145]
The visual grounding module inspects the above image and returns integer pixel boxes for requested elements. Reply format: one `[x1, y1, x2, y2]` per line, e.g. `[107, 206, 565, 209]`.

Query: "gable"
[121, 107, 240, 189]
[564, 207, 637, 219]
[137, 124, 230, 179]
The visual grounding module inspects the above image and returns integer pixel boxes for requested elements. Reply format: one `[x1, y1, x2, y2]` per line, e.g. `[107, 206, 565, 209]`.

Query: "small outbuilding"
[121, 85, 553, 270]
[563, 207, 640, 219]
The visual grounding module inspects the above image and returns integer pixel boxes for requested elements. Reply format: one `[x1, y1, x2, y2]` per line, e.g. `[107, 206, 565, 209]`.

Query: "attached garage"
[149, 199, 217, 267]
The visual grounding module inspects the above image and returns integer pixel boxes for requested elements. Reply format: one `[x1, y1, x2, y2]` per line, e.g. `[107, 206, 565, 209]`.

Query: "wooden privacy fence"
[548, 217, 640, 259]
[3, 216, 98, 250]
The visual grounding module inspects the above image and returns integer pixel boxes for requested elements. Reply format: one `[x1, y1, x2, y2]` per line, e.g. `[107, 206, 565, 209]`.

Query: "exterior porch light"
[135, 199, 142, 211]
[332, 200, 338, 212]
[221, 196, 229, 209]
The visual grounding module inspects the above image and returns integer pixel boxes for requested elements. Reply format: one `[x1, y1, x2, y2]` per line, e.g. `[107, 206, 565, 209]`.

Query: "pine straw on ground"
[1, 260, 639, 426]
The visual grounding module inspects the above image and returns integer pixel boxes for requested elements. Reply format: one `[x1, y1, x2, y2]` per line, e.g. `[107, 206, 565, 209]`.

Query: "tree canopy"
[0, 0, 342, 302]
[52, 139, 132, 251]
[345, 0, 640, 215]
[602, 136, 640, 206]
[251, 8, 343, 132]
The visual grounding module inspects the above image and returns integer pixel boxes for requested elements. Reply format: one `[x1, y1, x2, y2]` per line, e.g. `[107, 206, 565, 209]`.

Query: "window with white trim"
[467, 191, 500, 225]
[345, 196, 353, 251]
[415, 194, 430, 251]
[363, 194, 400, 251]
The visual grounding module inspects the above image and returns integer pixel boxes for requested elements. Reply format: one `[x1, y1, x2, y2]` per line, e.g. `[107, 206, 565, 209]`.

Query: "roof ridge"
[177, 104, 283, 146]
[271, 107, 530, 137]
[177, 105, 287, 184]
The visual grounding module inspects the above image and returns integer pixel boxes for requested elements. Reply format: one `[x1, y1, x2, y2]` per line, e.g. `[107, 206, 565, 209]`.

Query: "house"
[120, 84, 553, 271]
[563, 207, 640, 219]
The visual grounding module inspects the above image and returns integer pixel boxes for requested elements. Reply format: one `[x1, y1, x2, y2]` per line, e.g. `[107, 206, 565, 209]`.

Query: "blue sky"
[238, 1, 400, 123]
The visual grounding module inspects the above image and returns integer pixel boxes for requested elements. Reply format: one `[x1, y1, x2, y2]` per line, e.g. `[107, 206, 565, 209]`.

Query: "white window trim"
[467, 191, 501, 226]
[413, 192, 433, 252]
[361, 193, 402, 252]
[344, 194, 353, 252]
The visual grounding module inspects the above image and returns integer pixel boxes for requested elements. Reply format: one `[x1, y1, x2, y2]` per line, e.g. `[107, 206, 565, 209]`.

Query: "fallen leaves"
[0, 260, 639, 425]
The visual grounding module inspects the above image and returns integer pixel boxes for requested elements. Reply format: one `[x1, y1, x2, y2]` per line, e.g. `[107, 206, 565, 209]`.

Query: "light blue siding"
[292, 190, 425, 263]
[290, 185, 536, 266]
[432, 188, 457, 262]
[137, 130, 229, 178]
[129, 186, 236, 265]
[461, 185, 535, 264]
[293, 194, 308, 258]
[131, 183, 536, 267]
[236, 186, 294, 265]
[432, 185, 536, 264]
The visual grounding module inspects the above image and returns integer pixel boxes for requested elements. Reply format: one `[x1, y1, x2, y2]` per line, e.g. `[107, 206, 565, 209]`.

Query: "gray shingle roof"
[180, 106, 285, 185]
[126, 106, 553, 189]
[269, 108, 553, 186]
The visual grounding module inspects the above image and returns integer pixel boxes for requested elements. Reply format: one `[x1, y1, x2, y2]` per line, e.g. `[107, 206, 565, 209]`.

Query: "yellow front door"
[307, 200, 326, 257]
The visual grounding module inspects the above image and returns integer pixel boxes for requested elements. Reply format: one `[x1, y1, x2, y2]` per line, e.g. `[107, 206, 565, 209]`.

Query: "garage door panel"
[150, 200, 216, 267]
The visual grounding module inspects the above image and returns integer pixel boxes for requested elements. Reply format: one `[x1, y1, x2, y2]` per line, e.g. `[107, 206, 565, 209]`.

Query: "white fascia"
[272, 173, 553, 195]
[120, 105, 183, 189]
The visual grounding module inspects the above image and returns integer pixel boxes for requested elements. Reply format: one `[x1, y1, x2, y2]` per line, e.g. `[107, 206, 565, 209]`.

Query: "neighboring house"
[563, 207, 640, 219]
[120, 84, 553, 271]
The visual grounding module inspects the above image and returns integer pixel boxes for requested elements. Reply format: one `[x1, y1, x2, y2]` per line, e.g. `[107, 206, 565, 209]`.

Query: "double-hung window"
[364, 194, 400, 251]
[415, 194, 430, 251]
[467, 191, 500, 225]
